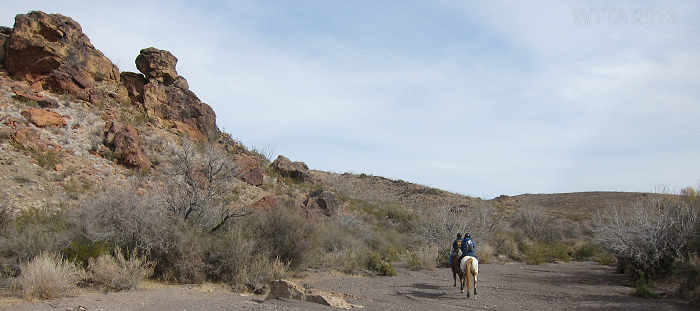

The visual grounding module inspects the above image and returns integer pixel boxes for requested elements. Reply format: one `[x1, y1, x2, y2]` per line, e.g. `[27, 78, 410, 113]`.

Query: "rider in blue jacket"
[459, 233, 477, 262]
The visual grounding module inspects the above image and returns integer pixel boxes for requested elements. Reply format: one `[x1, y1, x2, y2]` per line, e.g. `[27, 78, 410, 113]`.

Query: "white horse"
[459, 256, 478, 298]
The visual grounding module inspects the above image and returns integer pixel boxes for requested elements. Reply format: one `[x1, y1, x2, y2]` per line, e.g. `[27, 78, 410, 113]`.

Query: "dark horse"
[450, 252, 478, 298]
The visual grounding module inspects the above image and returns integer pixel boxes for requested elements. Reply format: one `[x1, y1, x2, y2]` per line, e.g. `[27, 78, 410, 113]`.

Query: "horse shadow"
[390, 282, 462, 300]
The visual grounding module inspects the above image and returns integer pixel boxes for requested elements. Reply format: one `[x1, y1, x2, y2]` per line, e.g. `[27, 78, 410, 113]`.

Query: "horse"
[458, 255, 478, 298]
[450, 251, 462, 287]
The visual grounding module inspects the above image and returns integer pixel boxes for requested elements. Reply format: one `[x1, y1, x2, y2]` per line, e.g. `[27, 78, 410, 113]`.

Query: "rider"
[448, 233, 462, 266]
[458, 233, 477, 264]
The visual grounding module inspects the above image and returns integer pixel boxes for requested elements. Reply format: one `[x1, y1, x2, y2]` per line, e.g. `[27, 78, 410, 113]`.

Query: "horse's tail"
[470, 256, 479, 275]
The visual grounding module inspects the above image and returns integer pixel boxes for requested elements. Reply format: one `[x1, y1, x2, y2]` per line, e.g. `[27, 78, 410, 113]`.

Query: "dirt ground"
[0, 261, 694, 311]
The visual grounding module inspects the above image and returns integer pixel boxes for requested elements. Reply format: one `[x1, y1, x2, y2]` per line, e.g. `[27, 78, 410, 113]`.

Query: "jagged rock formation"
[4, 11, 125, 103]
[271, 155, 312, 181]
[104, 122, 152, 170]
[123, 47, 218, 140]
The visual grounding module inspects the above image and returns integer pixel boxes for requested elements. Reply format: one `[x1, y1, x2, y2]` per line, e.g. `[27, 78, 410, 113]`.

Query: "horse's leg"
[473, 271, 478, 298]
[466, 258, 473, 298]
[452, 270, 457, 287]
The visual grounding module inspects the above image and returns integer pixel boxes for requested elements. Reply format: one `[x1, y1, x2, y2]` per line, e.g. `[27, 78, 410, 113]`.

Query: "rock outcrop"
[304, 189, 340, 216]
[122, 47, 218, 140]
[271, 155, 312, 181]
[266, 279, 360, 309]
[104, 122, 152, 170]
[235, 154, 264, 186]
[4, 11, 122, 101]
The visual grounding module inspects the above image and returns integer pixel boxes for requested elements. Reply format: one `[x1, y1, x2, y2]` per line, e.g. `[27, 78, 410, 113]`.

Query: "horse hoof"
[467, 293, 471, 298]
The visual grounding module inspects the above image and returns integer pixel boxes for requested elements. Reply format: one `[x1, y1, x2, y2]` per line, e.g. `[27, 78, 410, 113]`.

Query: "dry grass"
[405, 247, 438, 271]
[87, 247, 154, 292]
[477, 243, 494, 264]
[12, 252, 84, 300]
[319, 250, 363, 274]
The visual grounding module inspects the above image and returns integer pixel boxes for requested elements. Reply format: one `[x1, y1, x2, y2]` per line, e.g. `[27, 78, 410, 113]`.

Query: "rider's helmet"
[465, 233, 471, 239]
[457, 233, 462, 238]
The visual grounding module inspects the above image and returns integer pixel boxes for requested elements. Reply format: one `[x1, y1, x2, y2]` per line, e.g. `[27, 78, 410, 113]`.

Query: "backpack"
[464, 239, 474, 253]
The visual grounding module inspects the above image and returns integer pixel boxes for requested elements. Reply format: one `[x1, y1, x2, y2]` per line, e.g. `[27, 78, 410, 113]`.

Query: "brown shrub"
[13, 252, 84, 300]
[87, 248, 154, 291]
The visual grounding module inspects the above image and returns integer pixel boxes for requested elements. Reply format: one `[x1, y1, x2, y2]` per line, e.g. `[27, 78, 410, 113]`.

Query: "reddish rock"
[271, 155, 312, 181]
[120, 71, 147, 105]
[4, 11, 120, 94]
[104, 122, 152, 170]
[21, 108, 66, 127]
[0, 26, 10, 68]
[11, 128, 44, 151]
[252, 195, 277, 211]
[135, 47, 178, 84]
[236, 154, 264, 186]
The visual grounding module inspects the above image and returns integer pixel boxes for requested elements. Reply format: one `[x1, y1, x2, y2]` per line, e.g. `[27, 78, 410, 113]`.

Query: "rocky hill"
[0, 10, 653, 219]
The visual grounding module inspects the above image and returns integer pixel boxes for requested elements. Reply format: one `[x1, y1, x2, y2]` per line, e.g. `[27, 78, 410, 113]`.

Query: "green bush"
[524, 241, 571, 265]
[573, 242, 600, 261]
[366, 251, 397, 276]
[631, 271, 660, 299]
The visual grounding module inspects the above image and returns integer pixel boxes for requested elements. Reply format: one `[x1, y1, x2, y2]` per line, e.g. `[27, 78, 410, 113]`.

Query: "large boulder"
[4, 11, 120, 95]
[266, 279, 357, 309]
[304, 189, 340, 216]
[271, 155, 312, 181]
[21, 108, 66, 128]
[135, 47, 178, 84]
[104, 122, 152, 170]
[235, 154, 264, 186]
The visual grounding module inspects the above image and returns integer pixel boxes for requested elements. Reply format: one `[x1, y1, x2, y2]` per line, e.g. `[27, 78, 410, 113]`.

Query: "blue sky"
[2, 1, 699, 199]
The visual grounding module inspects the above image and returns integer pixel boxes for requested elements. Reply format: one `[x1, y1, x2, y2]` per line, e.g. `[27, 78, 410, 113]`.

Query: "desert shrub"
[631, 270, 660, 299]
[366, 251, 397, 276]
[253, 204, 320, 270]
[0, 204, 74, 272]
[681, 253, 700, 307]
[203, 227, 286, 292]
[13, 252, 84, 300]
[230, 253, 286, 292]
[62, 241, 111, 268]
[594, 252, 618, 266]
[33, 150, 62, 170]
[412, 203, 501, 261]
[319, 250, 364, 274]
[476, 243, 494, 264]
[511, 205, 565, 243]
[0, 196, 14, 230]
[523, 241, 571, 265]
[592, 196, 700, 276]
[76, 187, 179, 257]
[491, 232, 523, 261]
[87, 247, 154, 291]
[163, 139, 248, 233]
[572, 241, 605, 261]
[405, 247, 437, 271]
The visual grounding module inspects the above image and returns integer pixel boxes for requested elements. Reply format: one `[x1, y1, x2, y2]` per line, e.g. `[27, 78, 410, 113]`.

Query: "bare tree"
[165, 139, 250, 233]
[592, 196, 700, 274]
[413, 203, 501, 257]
